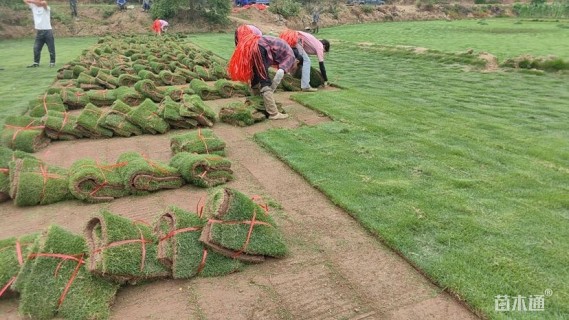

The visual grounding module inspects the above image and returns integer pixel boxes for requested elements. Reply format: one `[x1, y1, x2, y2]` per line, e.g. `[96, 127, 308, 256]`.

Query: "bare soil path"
[0, 90, 479, 319]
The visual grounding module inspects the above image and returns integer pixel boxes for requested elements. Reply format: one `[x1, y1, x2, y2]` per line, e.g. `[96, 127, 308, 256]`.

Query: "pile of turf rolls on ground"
[170, 152, 233, 188]
[85, 210, 170, 283]
[137, 69, 162, 84]
[99, 100, 143, 137]
[42, 110, 84, 140]
[154, 206, 244, 279]
[214, 79, 251, 98]
[189, 78, 222, 101]
[114, 86, 145, 106]
[127, 98, 170, 134]
[0, 148, 35, 203]
[27, 93, 66, 117]
[0, 233, 38, 298]
[86, 89, 117, 107]
[59, 87, 90, 110]
[118, 73, 141, 87]
[180, 94, 217, 127]
[1, 115, 50, 153]
[9, 157, 72, 206]
[68, 158, 129, 203]
[170, 128, 226, 155]
[95, 70, 119, 89]
[159, 70, 186, 85]
[75, 103, 114, 139]
[199, 187, 288, 263]
[134, 79, 165, 102]
[219, 101, 267, 127]
[13, 225, 119, 319]
[116, 151, 183, 195]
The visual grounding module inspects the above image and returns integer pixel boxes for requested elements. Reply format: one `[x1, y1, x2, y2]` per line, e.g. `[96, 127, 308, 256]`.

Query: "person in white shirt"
[24, 0, 55, 68]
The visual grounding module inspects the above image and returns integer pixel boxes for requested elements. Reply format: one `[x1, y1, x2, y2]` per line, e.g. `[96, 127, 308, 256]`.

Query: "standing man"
[228, 34, 298, 120]
[24, 0, 55, 68]
[152, 19, 169, 36]
[70, 0, 78, 20]
[280, 29, 330, 91]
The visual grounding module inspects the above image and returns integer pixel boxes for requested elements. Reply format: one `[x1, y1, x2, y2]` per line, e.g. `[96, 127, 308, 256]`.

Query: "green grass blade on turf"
[169, 128, 226, 156]
[170, 152, 233, 188]
[1, 115, 50, 153]
[68, 158, 129, 203]
[116, 151, 183, 195]
[16, 225, 118, 320]
[199, 187, 288, 262]
[9, 157, 72, 206]
[154, 206, 244, 279]
[85, 210, 170, 284]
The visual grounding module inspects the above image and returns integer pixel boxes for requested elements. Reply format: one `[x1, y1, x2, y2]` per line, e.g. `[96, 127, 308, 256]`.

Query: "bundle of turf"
[192, 55, 210, 69]
[114, 86, 145, 106]
[56, 69, 75, 80]
[27, 93, 66, 117]
[72, 64, 88, 77]
[189, 78, 222, 101]
[111, 65, 135, 77]
[214, 79, 251, 98]
[86, 89, 117, 107]
[68, 159, 129, 203]
[0, 233, 38, 298]
[95, 70, 119, 89]
[41, 110, 83, 140]
[218, 101, 267, 127]
[75, 103, 114, 139]
[1, 115, 50, 153]
[149, 61, 166, 74]
[134, 79, 165, 102]
[199, 187, 288, 262]
[163, 86, 184, 102]
[170, 129, 226, 155]
[127, 98, 170, 134]
[60, 88, 90, 110]
[179, 94, 217, 127]
[210, 62, 229, 80]
[9, 157, 72, 206]
[158, 96, 194, 129]
[118, 73, 141, 87]
[175, 67, 199, 82]
[0, 147, 35, 203]
[76, 71, 104, 90]
[170, 152, 233, 188]
[85, 210, 170, 283]
[279, 73, 301, 91]
[193, 65, 218, 81]
[99, 100, 143, 137]
[159, 70, 186, 85]
[116, 151, 183, 195]
[154, 206, 243, 279]
[13, 225, 119, 319]
[132, 63, 150, 74]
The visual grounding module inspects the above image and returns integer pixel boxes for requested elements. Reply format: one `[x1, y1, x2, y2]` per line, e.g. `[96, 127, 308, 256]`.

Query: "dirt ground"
[0, 89, 480, 319]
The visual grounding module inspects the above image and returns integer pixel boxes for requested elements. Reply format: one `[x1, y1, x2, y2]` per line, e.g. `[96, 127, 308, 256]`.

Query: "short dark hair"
[321, 39, 330, 52]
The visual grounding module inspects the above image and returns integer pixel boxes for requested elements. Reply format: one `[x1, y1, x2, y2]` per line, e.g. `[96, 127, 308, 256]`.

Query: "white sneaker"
[268, 112, 289, 120]
[302, 87, 317, 92]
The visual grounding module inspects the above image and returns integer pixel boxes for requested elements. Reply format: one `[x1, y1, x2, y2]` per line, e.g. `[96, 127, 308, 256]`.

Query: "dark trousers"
[33, 29, 56, 64]
[70, 0, 78, 17]
[251, 45, 271, 88]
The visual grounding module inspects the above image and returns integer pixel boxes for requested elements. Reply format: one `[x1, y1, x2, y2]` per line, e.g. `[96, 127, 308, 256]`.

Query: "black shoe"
[27, 63, 39, 68]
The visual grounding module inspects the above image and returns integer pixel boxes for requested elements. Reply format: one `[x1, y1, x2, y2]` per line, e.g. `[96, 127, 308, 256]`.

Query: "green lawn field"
[1, 18, 568, 319]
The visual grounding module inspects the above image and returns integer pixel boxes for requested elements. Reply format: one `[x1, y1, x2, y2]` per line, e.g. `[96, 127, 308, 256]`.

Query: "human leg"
[298, 45, 313, 90]
[45, 30, 56, 65]
[32, 31, 45, 65]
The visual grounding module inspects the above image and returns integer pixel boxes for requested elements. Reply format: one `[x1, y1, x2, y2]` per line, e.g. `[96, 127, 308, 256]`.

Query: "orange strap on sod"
[92, 235, 151, 272]
[159, 226, 202, 242]
[196, 196, 205, 218]
[5, 121, 45, 147]
[38, 164, 64, 202]
[0, 277, 16, 297]
[196, 248, 208, 274]
[197, 128, 210, 154]
[28, 253, 85, 307]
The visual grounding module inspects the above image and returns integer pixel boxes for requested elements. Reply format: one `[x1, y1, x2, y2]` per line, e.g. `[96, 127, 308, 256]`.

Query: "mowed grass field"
[1, 18, 568, 319]
[191, 18, 569, 319]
